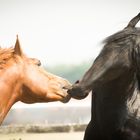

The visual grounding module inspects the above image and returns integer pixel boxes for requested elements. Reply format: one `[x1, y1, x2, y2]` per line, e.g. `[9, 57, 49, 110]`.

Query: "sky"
[0, 0, 140, 66]
[0, 0, 140, 108]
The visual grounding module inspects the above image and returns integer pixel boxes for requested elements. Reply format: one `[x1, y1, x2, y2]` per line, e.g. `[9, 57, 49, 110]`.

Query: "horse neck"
[90, 74, 136, 135]
[0, 66, 21, 125]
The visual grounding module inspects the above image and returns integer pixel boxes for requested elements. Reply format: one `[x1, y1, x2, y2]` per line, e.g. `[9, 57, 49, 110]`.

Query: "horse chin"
[60, 94, 71, 103]
[70, 93, 88, 100]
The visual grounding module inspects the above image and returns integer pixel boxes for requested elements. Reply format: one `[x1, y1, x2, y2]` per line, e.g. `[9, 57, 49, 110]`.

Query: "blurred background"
[0, 0, 140, 139]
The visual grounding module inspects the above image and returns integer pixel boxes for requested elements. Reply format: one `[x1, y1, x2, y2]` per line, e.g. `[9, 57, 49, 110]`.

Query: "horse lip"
[59, 84, 72, 103]
[60, 94, 71, 103]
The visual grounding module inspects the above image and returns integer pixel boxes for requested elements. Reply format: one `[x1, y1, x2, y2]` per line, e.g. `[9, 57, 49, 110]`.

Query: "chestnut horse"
[0, 37, 71, 125]
[68, 13, 140, 140]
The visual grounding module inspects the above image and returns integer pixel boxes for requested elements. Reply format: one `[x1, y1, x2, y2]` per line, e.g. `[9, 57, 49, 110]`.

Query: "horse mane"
[103, 28, 140, 45]
[103, 13, 140, 139]
[104, 13, 140, 44]
[114, 115, 140, 140]
[0, 47, 15, 68]
[105, 29, 140, 139]
[103, 14, 140, 117]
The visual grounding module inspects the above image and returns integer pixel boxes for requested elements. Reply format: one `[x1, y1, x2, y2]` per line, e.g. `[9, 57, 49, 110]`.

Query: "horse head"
[0, 36, 71, 124]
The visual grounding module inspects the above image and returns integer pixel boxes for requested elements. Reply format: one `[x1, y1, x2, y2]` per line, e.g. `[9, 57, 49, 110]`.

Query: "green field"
[0, 132, 84, 140]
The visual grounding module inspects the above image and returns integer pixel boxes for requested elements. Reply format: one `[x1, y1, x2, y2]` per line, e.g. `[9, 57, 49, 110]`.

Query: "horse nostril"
[75, 80, 80, 84]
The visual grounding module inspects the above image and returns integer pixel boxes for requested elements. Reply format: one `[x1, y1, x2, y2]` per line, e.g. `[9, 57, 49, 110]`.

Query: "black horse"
[68, 13, 140, 140]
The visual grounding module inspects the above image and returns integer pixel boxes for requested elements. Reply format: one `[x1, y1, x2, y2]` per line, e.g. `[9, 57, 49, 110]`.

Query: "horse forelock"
[103, 28, 140, 45]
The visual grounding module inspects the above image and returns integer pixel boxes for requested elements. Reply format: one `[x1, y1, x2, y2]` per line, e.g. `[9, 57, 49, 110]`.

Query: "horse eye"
[30, 58, 41, 66]
[37, 60, 41, 66]
[34, 59, 41, 66]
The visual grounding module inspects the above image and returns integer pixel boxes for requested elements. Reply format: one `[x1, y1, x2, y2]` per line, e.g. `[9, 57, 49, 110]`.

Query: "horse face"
[14, 37, 71, 103]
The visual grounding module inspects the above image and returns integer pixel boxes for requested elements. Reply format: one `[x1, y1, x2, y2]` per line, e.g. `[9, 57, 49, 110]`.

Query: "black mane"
[104, 12, 140, 44]
[103, 28, 140, 44]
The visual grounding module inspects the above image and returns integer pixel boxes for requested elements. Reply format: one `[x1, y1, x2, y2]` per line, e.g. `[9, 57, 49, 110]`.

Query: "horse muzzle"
[68, 84, 89, 100]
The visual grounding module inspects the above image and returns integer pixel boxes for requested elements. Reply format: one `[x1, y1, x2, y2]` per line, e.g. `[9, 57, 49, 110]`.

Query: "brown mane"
[0, 47, 15, 69]
[0, 37, 71, 126]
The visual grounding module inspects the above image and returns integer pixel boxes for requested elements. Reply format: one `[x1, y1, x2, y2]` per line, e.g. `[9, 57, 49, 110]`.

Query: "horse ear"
[126, 13, 140, 28]
[14, 35, 23, 56]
